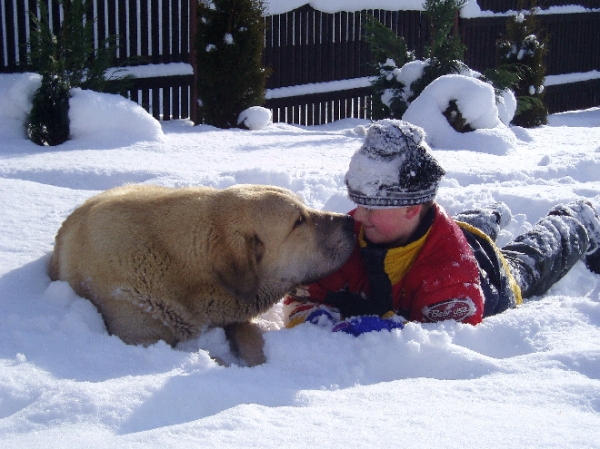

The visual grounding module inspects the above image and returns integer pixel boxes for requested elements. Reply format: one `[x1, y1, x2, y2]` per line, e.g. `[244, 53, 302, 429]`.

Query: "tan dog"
[48, 184, 354, 366]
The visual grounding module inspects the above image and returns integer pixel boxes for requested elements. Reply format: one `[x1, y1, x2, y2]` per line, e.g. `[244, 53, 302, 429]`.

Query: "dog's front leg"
[224, 321, 266, 367]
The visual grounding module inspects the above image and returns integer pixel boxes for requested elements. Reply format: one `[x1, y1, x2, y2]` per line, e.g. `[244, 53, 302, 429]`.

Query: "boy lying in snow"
[284, 120, 600, 336]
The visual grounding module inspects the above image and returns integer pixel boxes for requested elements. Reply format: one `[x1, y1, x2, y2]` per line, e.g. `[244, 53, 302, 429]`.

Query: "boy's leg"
[550, 200, 600, 274]
[501, 200, 600, 299]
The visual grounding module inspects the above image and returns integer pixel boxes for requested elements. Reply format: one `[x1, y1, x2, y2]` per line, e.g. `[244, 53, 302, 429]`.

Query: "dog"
[48, 184, 355, 366]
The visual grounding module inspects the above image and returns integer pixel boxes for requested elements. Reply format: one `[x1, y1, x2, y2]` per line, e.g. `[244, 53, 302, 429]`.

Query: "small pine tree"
[366, 0, 469, 125]
[27, 75, 71, 146]
[27, 0, 132, 93]
[364, 15, 414, 119]
[26, 0, 133, 146]
[196, 0, 270, 128]
[411, 0, 467, 102]
[495, 1, 548, 127]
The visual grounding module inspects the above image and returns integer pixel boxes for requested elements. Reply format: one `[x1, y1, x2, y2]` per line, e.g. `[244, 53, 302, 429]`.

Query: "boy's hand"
[305, 307, 339, 327]
[285, 300, 341, 329]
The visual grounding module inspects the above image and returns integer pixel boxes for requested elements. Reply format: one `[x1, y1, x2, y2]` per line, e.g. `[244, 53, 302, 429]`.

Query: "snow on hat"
[345, 119, 445, 208]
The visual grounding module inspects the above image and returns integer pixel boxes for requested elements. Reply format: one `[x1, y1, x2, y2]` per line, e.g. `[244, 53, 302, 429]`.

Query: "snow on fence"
[477, 0, 600, 12]
[1, 1, 599, 124]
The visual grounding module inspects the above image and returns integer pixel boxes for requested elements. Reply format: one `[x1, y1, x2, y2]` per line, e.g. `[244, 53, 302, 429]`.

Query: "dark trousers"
[455, 210, 588, 299]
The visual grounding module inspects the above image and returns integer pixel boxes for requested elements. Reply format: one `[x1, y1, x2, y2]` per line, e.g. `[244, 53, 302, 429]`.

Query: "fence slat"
[127, 0, 137, 60]
[304, 8, 313, 84]
[150, 0, 159, 62]
[2, 0, 16, 68]
[116, 0, 127, 60]
[161, 0, 170, 62]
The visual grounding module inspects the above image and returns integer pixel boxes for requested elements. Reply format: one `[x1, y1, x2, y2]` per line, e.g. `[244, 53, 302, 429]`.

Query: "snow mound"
[238, 106, 272, 130]
[0, 73, 42, 121]
[69, 89, 164, 143]
[403, 75, 517, 154]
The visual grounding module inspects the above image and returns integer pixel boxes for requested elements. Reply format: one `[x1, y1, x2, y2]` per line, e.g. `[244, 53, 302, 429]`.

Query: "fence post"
[189, 0, 199, 124]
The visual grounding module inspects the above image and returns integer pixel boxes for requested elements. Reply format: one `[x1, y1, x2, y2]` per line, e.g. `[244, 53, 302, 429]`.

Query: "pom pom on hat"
[345, 120, 445, 208]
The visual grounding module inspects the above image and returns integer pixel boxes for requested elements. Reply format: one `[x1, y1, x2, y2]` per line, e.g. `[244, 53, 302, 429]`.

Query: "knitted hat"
[345, 120, 445, 208]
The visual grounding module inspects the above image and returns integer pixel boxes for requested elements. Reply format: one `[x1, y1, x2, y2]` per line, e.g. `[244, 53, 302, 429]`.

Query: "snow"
[1, 72, 600, 448]
[106, 62, 194, 79]
[403, 74, 517, 154]
[263, 0, 599, 16]
[238, 106, 273, 130]
[69, 89, 165, 143]
[264, 0, 427, 15]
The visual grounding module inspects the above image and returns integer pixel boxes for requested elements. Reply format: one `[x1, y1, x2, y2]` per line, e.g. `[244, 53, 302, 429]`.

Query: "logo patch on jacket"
[422, 298, 476, 322]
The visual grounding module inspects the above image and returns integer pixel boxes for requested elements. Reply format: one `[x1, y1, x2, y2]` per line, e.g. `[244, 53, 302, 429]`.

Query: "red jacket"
[294, 204, 486, 324]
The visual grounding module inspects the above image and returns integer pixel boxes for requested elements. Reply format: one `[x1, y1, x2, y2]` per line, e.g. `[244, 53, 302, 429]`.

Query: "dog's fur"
[48, 184, 354, 366]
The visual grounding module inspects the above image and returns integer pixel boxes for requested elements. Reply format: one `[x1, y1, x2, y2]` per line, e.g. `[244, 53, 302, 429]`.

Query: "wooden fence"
[0, 0, 195, 120]
[262, 6, 431, 124]
[1, 1, 599, 125]
[263, 8, 429, 89]
[461, 12, 600, 75]
[264, 4, 600, 124]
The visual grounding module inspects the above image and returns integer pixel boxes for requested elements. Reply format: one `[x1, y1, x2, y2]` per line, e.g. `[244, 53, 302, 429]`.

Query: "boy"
[284, 120, 600, 335]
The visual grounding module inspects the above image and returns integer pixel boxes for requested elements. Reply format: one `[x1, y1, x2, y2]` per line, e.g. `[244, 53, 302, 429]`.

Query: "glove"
[285, 300, 341, 329]
[305, 307, 339, 327]
[332, 314, 405, 336]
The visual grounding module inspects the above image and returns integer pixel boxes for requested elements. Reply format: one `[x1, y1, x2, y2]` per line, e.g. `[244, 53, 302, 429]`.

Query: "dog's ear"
[215, 233, 264, 303]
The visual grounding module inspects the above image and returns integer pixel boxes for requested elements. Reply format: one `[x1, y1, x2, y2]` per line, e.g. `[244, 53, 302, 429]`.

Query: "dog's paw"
[224, 322, 266, 367]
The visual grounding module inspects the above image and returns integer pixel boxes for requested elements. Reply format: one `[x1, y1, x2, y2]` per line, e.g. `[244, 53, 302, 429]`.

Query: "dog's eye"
[293, 215, 305, 229]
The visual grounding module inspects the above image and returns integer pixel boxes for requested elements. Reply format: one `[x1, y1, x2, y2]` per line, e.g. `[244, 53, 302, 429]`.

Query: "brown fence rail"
[546, 78, 600, 112]
[1, 1, 599, 124]
[461, 12, 600, 75]
[267, 86, 373, 125]
[264, 6, 429, 89]
[127, 74, 194, 120]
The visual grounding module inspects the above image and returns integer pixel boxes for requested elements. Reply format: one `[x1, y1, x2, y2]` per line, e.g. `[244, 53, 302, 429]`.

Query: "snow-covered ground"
[1, 72, 600, 448]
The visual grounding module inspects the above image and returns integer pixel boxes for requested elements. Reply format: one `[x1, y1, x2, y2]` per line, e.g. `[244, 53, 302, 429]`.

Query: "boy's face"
[354, 205, 422, 246]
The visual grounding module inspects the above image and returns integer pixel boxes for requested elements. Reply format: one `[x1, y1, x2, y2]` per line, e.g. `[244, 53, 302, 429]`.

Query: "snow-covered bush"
[196, 0, 270, 128]
[237, 106, 272, 130]
[403, 74, 517, 154]
[411, 0, 468, 101]
[368, 0, 478, 124]
[367, 0, 519, 135]
[25, 0, 133, 146]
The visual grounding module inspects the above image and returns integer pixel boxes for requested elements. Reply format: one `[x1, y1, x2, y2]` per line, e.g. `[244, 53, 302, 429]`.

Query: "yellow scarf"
[358, 227, 431, 285]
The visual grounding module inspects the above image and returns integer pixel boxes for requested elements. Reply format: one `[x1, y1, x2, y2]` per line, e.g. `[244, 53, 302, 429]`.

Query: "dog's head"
[210, 185, 355, 305]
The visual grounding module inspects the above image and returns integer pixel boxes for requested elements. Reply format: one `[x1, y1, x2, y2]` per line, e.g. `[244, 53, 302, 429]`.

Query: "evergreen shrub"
[27, 76, 71, 146]
[494, 2, 549, 127]
[364, 16, 415, 120]
[196, 0, 270, 128]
